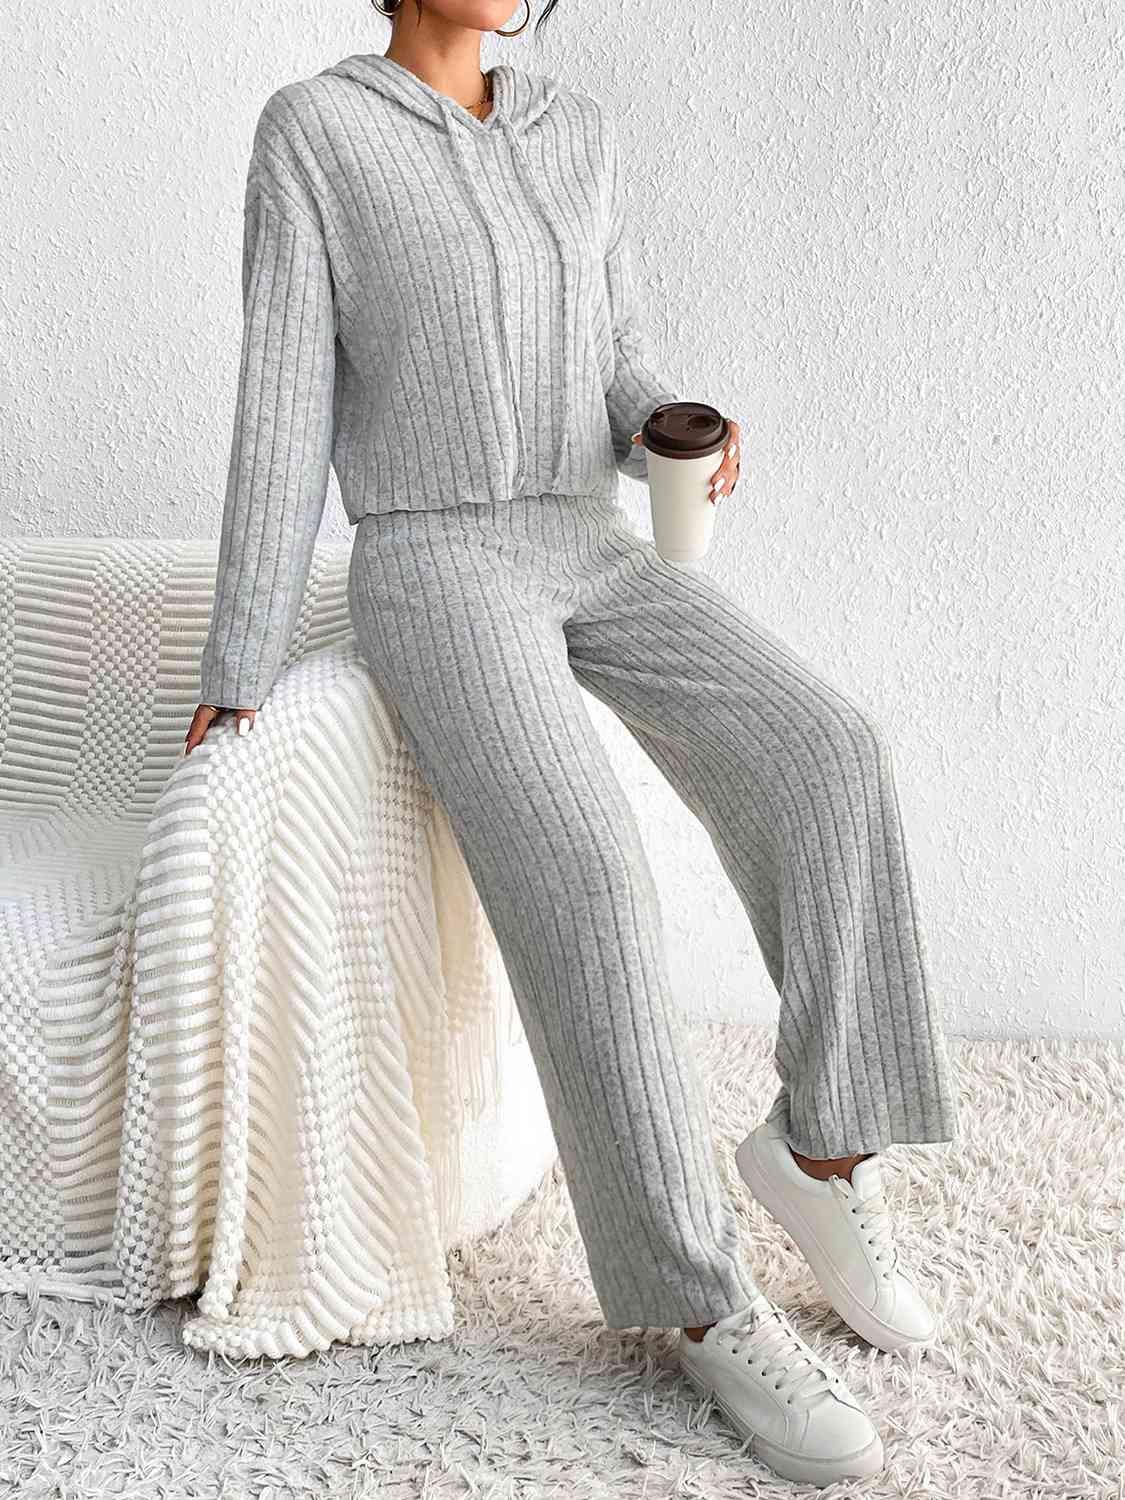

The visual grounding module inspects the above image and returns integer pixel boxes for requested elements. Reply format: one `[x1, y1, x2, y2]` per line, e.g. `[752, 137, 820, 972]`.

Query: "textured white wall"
[3, 3, 1122, 1037]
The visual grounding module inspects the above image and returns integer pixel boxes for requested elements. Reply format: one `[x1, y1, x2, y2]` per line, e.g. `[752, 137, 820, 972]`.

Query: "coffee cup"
[640, 402, 730, 563]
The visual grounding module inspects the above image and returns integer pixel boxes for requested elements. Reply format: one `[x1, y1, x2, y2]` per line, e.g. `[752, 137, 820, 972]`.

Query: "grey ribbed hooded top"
[198, 52, 684, 709]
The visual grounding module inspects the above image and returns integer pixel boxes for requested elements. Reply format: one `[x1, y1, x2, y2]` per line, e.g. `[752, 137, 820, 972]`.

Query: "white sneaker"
[736, 1116, 937, 1351]
[677, 1294, 884, 1485]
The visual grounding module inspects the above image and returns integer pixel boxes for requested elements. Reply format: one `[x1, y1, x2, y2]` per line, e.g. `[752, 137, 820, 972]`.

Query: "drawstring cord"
[441, 109, 531, 482]
[500, 117, 572, 492]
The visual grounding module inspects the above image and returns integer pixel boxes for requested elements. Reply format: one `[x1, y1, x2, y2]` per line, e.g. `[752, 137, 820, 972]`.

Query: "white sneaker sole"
[679, 1355, 885, 1485]
[736, 1133, 932, 1353]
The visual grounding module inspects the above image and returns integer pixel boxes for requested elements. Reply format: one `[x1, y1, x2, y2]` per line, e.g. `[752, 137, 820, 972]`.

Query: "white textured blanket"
[0, 539, 523, 1357]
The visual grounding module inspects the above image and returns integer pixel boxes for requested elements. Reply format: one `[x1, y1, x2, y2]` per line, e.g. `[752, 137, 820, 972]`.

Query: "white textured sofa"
[0, 538, 557, 1357]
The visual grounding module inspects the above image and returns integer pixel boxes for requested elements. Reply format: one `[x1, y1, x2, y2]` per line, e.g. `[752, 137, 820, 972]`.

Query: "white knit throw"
[0, 539, 515, 1356]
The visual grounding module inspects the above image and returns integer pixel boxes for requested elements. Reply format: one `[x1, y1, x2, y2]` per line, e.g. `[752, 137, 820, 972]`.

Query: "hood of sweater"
[318, 51, 575, 476]
[318, 52, 559, 135]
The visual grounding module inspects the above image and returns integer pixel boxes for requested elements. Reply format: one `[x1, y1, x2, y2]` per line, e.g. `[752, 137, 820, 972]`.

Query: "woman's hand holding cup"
[706, 416, 742, 504]
[631, 414, 742, 505]
[630, 403, 742, 563]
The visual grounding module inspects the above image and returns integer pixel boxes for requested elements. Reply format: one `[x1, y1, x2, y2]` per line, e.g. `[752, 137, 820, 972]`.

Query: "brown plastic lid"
[641, 402, 729, 460]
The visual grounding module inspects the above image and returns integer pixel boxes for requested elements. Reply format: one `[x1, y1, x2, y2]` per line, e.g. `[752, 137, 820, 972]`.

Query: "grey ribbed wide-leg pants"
[347, 492, 959, 1330]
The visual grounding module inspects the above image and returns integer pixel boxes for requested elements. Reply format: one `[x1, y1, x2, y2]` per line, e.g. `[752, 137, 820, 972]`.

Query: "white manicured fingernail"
[727, 444, 738, 459]
[238, 718, 250, 737]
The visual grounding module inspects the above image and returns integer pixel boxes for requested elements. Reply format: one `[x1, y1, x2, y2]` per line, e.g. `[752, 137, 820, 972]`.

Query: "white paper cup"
[645, 447, 722, 562]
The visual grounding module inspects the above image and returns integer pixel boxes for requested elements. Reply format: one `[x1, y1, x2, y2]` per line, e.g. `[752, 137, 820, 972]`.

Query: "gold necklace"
[468, 70, 493, 120]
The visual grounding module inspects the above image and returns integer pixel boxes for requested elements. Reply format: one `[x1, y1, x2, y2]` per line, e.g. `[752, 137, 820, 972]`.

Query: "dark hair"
[378, 1, 559, 36]
[531, 0, 559, 31]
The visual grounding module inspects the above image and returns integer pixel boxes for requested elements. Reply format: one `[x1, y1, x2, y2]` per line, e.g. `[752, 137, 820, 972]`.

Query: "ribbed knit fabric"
[199, 53, 683, 710]
[347, 492, 960, 1330]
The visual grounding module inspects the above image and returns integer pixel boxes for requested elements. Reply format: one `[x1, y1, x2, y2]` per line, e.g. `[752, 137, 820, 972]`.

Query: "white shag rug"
[2, 1022, 1122, 1500]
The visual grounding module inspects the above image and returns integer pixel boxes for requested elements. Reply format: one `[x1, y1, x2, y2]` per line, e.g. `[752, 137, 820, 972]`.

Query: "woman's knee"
[750, 672, 896, 815]
[821, 684, 895, 776]
[444, 756, 658, 917]
[514, 810, 658, 927]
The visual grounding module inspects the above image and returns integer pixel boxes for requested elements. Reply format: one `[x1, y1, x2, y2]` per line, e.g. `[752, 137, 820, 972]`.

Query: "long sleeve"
[600, 105, 685, 485]
[198, 163, 338, 711]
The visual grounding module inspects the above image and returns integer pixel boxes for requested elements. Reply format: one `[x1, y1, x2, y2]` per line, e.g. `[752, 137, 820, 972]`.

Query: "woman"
[188, 0, 959, 1485]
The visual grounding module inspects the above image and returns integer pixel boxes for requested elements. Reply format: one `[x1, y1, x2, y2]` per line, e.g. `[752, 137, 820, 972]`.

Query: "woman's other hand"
[184, 704, 256, 756]
[630, 415, 743, 504]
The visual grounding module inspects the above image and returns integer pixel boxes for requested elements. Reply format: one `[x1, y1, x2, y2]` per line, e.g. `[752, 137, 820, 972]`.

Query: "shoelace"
[712, 1301, 837, 1405]
[830, 1174, 900, 1278]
